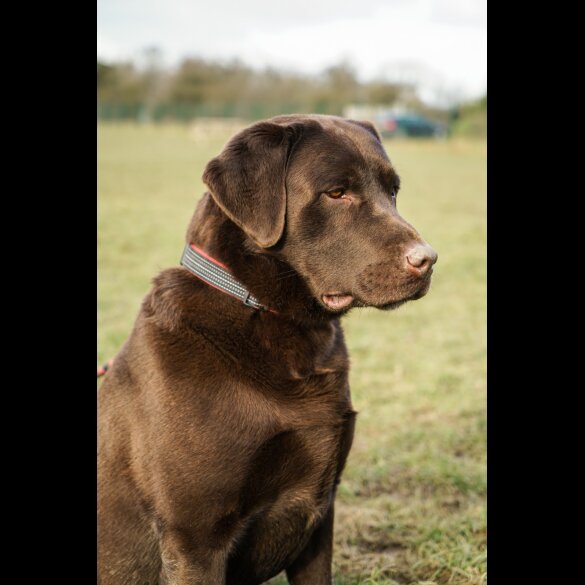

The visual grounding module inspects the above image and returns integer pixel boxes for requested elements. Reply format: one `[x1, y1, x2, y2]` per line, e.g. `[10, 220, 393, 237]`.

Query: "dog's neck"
[185, 193, 334, 325]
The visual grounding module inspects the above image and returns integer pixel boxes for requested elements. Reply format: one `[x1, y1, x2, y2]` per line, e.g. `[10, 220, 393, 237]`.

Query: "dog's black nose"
[406, 244, 438, 276]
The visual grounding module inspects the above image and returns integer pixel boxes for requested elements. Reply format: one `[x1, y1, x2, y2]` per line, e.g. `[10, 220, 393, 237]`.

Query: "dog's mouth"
[375, 274, 433, 310]
[321, 293, 355, 311]
[320, 272, 433, 313]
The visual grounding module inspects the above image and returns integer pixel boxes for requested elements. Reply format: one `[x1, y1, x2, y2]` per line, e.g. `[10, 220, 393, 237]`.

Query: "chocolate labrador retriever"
[98, 114, 437, 585]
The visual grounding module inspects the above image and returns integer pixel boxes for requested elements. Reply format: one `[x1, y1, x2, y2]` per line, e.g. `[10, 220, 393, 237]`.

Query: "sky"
[97, 0, 486, 107]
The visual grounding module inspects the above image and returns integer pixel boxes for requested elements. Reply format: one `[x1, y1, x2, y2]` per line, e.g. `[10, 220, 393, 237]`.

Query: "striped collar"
[180, 243, 272, 312]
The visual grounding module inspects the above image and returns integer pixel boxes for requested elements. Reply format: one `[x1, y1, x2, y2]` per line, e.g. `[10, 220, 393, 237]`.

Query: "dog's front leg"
[285, 503, 334, 585]
[158, 529, 227, 585]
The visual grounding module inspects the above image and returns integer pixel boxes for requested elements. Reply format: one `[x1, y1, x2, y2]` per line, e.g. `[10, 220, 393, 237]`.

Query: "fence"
[97, 101, 339, 122]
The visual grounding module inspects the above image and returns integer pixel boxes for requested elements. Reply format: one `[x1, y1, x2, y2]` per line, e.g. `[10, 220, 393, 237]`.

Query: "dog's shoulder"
[141, 267, 214, 332]
[126, 266, 351, 405]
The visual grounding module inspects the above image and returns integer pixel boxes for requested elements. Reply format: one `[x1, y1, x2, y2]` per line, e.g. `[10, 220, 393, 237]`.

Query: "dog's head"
[202, 114, 437, 314]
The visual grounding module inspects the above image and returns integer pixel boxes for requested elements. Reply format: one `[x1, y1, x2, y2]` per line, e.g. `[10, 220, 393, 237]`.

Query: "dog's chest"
[225, 403, 355, 584]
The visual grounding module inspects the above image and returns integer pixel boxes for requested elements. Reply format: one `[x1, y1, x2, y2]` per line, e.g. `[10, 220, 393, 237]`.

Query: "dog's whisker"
[276, 273, 298, 282]
[275, 271, 299, 281]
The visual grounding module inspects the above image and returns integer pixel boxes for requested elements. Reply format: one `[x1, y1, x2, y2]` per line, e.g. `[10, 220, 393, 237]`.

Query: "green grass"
[98, 123, 486, 585]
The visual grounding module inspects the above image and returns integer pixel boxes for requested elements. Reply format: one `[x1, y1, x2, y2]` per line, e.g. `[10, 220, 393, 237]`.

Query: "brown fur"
[98, 114, 437, 584]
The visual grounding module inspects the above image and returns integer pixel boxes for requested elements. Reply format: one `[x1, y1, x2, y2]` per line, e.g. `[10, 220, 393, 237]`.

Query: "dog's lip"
[359, 272, 434, 310]
[321, 293, 355, 310]
[321, 270, 434, 312]
[376, 299, 408, 311]
[411, 271, 433, 298]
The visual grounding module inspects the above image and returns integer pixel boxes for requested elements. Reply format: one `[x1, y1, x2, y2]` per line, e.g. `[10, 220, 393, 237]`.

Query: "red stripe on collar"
[189, 243, 230, 271]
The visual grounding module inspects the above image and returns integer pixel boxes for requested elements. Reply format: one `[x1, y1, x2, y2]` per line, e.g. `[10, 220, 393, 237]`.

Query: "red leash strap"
[97, 358, 114, 378]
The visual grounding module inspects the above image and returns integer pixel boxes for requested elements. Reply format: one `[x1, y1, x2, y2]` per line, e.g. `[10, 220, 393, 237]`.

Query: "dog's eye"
[326, 189, 346, 199]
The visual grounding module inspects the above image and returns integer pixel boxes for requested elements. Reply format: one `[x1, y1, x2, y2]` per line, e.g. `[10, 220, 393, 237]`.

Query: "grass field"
[97, 123, 486, 585]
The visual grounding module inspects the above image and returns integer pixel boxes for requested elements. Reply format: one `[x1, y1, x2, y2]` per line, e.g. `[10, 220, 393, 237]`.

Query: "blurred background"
[98, 1, 486, 584]
[97, 0, 486, 137]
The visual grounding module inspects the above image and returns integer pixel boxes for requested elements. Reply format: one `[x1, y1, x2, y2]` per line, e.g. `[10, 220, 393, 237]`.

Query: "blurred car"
[376, 112, 447, 138]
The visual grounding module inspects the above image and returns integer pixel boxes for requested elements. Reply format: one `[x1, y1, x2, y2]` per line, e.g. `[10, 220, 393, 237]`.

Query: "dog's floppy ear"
[202, 121, 306, 248]
[348, 119, 382, 143]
